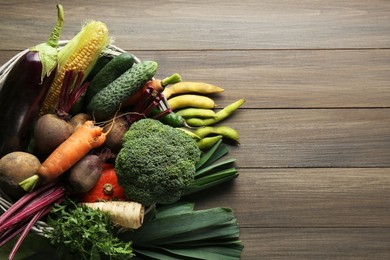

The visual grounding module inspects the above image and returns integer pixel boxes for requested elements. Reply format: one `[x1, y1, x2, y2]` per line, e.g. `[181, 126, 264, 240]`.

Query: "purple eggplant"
[0, 5, 64, 157]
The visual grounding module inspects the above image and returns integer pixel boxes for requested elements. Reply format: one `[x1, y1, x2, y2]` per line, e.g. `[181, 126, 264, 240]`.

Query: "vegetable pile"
[0, 4, 245, 260]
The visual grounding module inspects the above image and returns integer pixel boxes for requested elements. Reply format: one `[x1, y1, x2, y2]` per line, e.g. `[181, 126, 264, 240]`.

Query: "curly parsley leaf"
[44, 199, 133, 260]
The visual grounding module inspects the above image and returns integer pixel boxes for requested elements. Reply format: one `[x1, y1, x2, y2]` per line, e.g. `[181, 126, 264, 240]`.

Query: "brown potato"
[70, 113, 91, 131]
[34, 114, 73, 155]
[0, 152, 41, 200]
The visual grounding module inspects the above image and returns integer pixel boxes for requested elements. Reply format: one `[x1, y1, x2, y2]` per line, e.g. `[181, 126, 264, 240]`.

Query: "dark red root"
[126, 86, 165, 124]
[57, 70, 90, 120]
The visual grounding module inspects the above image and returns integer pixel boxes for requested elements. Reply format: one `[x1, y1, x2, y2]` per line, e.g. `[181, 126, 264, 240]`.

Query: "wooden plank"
[191, 168, 390, 228]
[220, 108, 390, 168]
[240, 227, 390, 259]
[134, 50, 390, 108]
[1, 49, 390, 108]
[0, 1, 390, 50]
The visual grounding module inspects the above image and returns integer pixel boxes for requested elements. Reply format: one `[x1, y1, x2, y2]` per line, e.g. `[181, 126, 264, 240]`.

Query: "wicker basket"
[0, 40, 141, 235]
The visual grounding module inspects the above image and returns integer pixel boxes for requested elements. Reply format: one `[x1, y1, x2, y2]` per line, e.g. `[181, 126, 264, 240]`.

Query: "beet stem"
[0, 186, 65, 232]
[0, 219, 30, 247]
[8, 205, 53, 260]
[0, 182, 58, 226]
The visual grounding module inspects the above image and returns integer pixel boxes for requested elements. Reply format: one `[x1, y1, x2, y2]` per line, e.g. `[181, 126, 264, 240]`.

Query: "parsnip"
[82, 201, 144, 229]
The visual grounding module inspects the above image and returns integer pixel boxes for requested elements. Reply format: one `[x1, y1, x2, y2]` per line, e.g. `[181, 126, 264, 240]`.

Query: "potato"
[34, 114, 73, 155]
[0, 152, 41, 200]
[70, 113, 91, 131]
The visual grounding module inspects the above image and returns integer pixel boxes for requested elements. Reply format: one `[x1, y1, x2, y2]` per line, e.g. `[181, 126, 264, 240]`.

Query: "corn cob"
[39, 20, 110, 115]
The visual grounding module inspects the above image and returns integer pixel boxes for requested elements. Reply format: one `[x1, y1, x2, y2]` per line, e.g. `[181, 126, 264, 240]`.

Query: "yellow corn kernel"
[40, 20, 109, 115]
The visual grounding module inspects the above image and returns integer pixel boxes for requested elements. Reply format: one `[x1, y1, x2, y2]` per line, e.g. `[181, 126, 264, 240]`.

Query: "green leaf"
[184, 168, 238, 195]
[132, 207, 234, 243]
[154, 202, 195, 219]
[148, 219, 240, 245]
[158, 245, 243, 260]
[45, 199, 133, 259]
[195, 139, 223, 170]
[201, 143, 229, 169]
[126, 202, 243, 259]
[134, 246, 182, 260]
[195, 158, 236, 177]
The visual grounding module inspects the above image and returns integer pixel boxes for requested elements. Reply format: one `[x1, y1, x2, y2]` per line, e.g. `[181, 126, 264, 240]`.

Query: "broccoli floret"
[115, 118, 201, 206]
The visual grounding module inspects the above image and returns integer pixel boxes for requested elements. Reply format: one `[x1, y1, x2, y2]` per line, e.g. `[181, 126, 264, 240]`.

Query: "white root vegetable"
[81, 201, 144, 229]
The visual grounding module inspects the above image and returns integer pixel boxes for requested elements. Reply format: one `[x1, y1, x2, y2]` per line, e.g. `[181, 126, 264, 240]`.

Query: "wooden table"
[1, 1, 389, 259]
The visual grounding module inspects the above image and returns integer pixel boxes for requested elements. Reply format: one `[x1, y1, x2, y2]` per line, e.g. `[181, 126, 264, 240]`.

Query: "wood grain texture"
[0, 0, 390, 50]
[219, 109, 390, 168]
[1, 50, 390, 108]
[240, 228, 390, 259]
[0, 0, 389, 259]
[192, 168, 390, 227]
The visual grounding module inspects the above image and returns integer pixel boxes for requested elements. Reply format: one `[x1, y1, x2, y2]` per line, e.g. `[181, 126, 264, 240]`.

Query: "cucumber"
[84, 54, 113, 82]
[87, 60, 158, 120]
[85, 52, 136, 104]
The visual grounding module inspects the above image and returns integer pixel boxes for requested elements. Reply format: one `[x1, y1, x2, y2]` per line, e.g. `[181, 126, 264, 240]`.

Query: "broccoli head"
[115, 118, 201, 206]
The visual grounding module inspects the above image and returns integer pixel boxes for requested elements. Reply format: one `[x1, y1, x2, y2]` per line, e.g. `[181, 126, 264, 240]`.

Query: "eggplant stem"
[46, 4, 64, 48]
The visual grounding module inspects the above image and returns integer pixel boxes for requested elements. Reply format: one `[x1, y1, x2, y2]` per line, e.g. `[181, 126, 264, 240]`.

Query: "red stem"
[0, 219, 30, 247]
[0, 182, 58, 227]
[8, 201, 59, 260]
[57, 70, 88, 119]
[0, 186, 65, 232]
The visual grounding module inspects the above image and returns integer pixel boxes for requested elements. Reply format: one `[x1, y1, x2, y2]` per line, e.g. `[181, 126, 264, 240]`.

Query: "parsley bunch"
[44, 199, 133, 260]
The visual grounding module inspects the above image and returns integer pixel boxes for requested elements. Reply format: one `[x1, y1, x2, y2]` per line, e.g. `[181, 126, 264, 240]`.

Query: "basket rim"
[0, 41, 140, 79]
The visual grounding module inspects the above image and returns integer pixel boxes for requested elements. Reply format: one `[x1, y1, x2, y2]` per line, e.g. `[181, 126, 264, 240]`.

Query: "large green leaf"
[125, 203, 243, 260]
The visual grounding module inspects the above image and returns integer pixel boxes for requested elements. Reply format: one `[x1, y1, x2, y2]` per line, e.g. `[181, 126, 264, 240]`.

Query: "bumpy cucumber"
[87, 60, 158, 120]
[85, 52, 136, 104]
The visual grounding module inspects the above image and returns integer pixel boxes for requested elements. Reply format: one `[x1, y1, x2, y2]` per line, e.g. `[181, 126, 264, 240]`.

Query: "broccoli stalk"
[115, 119, 201, 206]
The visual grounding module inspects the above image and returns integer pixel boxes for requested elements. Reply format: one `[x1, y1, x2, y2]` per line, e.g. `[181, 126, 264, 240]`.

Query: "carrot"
[20, 120, 111, 192]
[82, 201, 144, 229]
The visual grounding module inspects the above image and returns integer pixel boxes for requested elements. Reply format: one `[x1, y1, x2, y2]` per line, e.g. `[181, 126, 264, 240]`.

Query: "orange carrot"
[20, 120, 109, 191]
